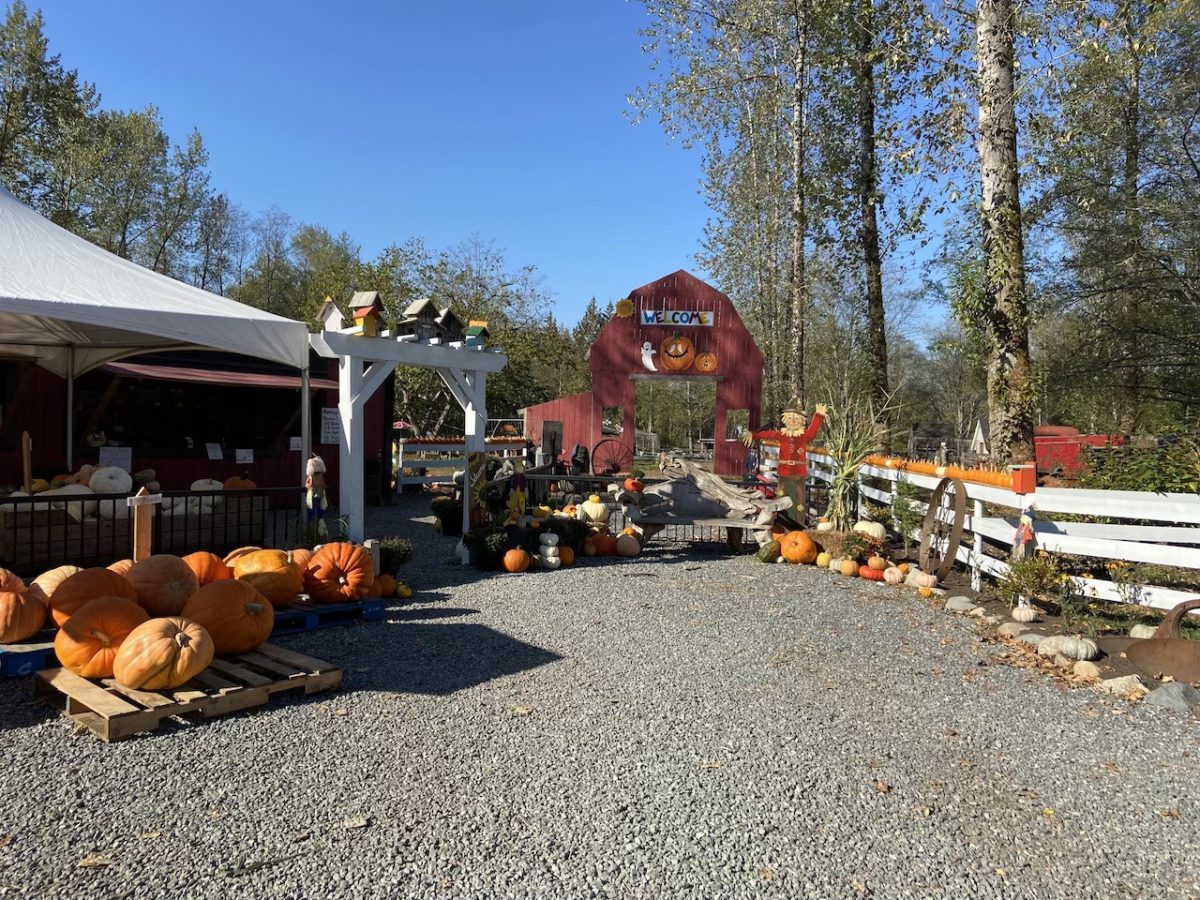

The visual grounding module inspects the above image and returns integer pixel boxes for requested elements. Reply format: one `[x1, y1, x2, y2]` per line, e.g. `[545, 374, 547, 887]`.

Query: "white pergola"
[308, 311, 506, 541]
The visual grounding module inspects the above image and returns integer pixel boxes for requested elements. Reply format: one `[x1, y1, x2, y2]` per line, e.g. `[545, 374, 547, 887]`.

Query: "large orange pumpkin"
[693, 351, 718, 374]
[222, 475, 257, 490]
[127, 555, 199, 616]
[503, 548, 531, 573]
[660, 333, 696, 371]
[28, 564, 83, 606]
[112, 617, 214, 690]
[0, 567, 25, 593]
[182, 551, 233, 587]
[223, 546, 263, 566]
[50, 568, 137, 627]
[108, 559, 134, 578]
[289, 548, 314, 573]
[54, 596, 149, 678]
[233, 550, 303, 606]
[780, 531, 819, 564]
[591, 534, 618, 556]
[0, 590, 45, 642]
[304, 542, 374, 603]
[180, 581, 274, 655]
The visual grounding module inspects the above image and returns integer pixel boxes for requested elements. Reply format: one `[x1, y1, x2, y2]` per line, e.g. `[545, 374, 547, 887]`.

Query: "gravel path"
[2, 497, 1199, 899]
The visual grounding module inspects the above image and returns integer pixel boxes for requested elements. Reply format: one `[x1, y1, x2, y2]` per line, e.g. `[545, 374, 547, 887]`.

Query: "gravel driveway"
[2, 498, 1198, 899]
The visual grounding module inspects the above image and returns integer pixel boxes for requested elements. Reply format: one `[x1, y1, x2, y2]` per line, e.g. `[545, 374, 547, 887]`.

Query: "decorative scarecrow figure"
[1012, 503, 1036, 561]
[306, 453, 329, 538]
[743, 397, 827, 521]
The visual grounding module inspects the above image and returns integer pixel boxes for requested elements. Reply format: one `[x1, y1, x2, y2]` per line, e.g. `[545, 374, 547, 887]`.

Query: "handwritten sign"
[235, 448, 254, 464]
[320, 408, 340, 445]
[98, 446, 132, 472]
[289, 436, 302, 451]
[126, 493, 163, 508]
[640, 309, 713, 327]
[205, 443, 223, 461]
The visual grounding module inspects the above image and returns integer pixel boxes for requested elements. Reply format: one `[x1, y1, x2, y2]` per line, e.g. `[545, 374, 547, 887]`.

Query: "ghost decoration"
[640, 341, 658, 372]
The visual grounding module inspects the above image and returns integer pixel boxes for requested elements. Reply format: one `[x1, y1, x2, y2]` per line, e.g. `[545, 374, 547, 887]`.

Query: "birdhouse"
[436, 307, 465, 343]
[396, 297, 440, 341]
[465, 320, 490, 348]
[316, 297, 345, 332]
[349, 291, 385, 338]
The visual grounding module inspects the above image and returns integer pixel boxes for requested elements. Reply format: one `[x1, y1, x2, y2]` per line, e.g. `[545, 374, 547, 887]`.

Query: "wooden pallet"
[34, 643, 342, 742]
[0, 630, 56, 677]
[271, 597, 385, 636]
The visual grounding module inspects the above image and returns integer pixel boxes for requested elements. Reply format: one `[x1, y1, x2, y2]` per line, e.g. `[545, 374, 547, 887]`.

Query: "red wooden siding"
[525, 270, 763, 475]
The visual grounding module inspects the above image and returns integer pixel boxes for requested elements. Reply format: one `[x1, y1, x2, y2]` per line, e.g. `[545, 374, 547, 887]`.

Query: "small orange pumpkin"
[222, 475, 257, 490]
[559, 546, 575, 567]
[624, 477, 645, 493]
[0, 590, 45, 643]
[180, 580, 274, 655]
[376, 574, 397, 597]
[780, 531, 819, 565]
[918, 586, 933, 598]
[304, 542, 374, 603]
[867, 556, 888, 571]
[182, 551, 233, 587]
[859, 564, 886, 581]
[366, 577, 384, 599]
[127, 555, 200, 617]
[503, 548, 531, 573]
[54, 596, 149, 678]
[693, 351, 717, 373]
[50, 568, 137, 627]
[839, 559, 859, 577]
[289, 548, 314, 573]
[113, 616, 214, 690]
[234, 550, 303, 606]
[591, 534, 619, 556]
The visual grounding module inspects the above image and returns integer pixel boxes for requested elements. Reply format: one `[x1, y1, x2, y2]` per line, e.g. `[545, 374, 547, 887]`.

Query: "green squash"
[757, 540, 781, 563]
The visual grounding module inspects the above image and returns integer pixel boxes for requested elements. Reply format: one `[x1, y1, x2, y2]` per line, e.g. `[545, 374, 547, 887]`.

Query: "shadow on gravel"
[386, 606, 479, 622]
[0, 687, 54, 732]
[350, 622, 562, 695]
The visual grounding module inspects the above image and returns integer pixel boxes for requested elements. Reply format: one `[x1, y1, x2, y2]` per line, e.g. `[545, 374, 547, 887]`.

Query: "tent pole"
[65, 347, 75, 470]
[300, 365, 311, 487]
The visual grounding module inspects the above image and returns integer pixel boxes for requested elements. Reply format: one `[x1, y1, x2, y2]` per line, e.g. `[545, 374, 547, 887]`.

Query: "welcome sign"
[640, 309, 713, 327]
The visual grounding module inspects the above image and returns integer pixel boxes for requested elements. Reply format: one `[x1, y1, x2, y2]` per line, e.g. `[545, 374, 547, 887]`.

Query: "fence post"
[971, 496, 983, 591]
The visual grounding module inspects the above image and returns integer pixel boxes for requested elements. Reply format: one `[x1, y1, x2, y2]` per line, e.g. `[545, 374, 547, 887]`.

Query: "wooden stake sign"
[21, 430, 31, 494]
[127, 487, 161, 562]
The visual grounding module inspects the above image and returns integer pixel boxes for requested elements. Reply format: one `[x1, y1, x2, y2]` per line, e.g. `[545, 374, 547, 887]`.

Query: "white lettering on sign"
[320, 408, 340, 445]
[126, 493, 163, 508]
[640, 309, 713, 327]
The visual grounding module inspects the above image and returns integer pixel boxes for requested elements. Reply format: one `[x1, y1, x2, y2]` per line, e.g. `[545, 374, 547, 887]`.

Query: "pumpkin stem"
[175, 631, 192, 649]
[94, 629, 112, 646]
[247, 603, 265, 614]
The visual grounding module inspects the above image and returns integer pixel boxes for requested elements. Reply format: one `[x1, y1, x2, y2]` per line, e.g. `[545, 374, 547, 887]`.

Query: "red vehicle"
[1034, 426, 1127, 477]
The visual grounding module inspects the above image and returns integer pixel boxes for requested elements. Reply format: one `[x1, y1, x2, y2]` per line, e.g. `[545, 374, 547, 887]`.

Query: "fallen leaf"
[0, 834, 12, 848]
[874, 781, 892, 794]
[1159, 808, 1182, 819]
[995, 867, 1008, 878]
[343, 817, 371, 830]
[139, 831, 161, 840]
[511, 705, 533, 716]
[333, 708, 348, 716]
[757, 868, 775, 881]
[701, 760, 721, 770]
[77, 855, 115, 868]
[1101, 761, 1120, 774]
[1042, 808, 1056, 818]
[958, 759, 976, 768]
[851, 878, 870, 895]
[916, 805, 932, 817]
[942, 728, 958, 737]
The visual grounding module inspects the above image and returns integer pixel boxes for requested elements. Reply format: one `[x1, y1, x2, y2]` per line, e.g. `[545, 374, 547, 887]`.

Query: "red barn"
[524, 270, 763, 476]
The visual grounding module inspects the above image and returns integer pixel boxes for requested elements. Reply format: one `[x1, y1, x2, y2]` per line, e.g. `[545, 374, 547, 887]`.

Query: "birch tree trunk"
[789, 0, 810, 408]
[856, 0, 889, 448]
[976, 0, 1034, 463]
[1117, 0, 1142, 433]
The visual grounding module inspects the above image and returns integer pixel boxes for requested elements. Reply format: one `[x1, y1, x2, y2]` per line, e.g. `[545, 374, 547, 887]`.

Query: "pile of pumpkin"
[0, 542, 391, 691]
[758, 529, 941, 596]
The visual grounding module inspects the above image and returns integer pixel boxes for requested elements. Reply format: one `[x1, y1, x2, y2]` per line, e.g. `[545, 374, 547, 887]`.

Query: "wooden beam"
[309, 331, 506, 373]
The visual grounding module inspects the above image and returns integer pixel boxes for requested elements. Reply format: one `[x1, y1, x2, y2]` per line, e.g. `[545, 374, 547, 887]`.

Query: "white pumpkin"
[539, 546, 560, 559]
[853, 521, 886, 540]
[96, 497, 130, 520]
[1129, 624, 1156, 639]
[190, 478, 224, 509]
[539, 533, 560, 547]
[1037, 635, 1067, 658]
[540, 554, 561, 569]
[1058, 635, 1099, 661]
[815, 521, 834, 532]
[578, 495, 608, 524]
[615, 534, 641, 557]
[829, 557, 844, 572]
[1011, 603, 1039, 624]
[883, 567, 905, 585]
[913, 571, 939, 589]
[89, 466, 133, 494]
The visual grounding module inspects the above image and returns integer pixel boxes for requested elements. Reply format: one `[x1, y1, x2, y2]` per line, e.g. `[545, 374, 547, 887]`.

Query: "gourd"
[127, 555, 200, 617]
[578, 495, 608, 524]
[883, 567, 905, 585]
[559, 546, 575, 567]
[182, 551, 233, 587]
[867, 556, 888, 571]
[0, 590, 45, 642]
[815, 551, 831, 568]
[780, 532, 819, 565]
[234, 550, 303, 605]
[395, 581, 413, 599]
[50, 567, 137, 627]
[615, 534, 641, 557]
[89, 466, 133, 494]
[757, 540, 782, 564]
[503, 549, 531, 573]
[1011, 603, 1039, 624]
[538, 546, 562, 569]
[897, 563, 910, 575]
[624, 477, 645, 493]
[28, 564, 83, 606]
[918, 586, 933, 598]
[852, 521, 886, 541]
[914, 571, 939, 589]
[859, 565, 885, 581]
[304, 543, 374, 603]
[113, 617, 215, 690]
[180, 580, 274, 654]
[839, 559, 859, 577]
[54, 597, 149, 678]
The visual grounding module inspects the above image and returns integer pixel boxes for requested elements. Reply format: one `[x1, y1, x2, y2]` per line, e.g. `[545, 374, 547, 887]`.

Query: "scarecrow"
[305, 453, 329, 537]
[743, 398, 827, 521]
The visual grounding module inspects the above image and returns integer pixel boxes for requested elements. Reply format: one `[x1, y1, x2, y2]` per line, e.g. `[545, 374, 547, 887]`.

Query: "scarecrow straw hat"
[783, 396, 806, 416]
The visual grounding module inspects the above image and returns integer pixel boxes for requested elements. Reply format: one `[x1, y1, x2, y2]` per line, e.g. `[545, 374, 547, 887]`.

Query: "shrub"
[378, 537, 414, 574]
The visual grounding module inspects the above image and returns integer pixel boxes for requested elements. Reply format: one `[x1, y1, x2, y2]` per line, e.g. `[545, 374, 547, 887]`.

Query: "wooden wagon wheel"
[591, 439, 633, 476]
[919, 476, 967, 582]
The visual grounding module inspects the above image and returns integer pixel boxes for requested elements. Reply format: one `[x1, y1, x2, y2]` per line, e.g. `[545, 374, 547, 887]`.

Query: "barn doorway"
[634, 378, 717, 470]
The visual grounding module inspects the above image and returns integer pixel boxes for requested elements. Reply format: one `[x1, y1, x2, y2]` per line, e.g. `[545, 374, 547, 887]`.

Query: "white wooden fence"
[807, 452, 1200, 612]
[396, 439, 531, 489]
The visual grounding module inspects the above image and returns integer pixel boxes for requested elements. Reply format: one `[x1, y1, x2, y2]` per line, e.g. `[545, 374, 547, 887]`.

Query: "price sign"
[320, 408, 340, 445]
[98, 446, 132, 472]
[126, 493, 163, 508]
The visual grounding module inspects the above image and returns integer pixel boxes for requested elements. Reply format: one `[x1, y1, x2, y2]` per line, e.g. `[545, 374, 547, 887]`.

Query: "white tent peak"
[0, 184, 309, 375]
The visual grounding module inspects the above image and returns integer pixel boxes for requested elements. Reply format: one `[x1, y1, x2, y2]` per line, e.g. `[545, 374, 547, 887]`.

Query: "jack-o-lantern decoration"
[660, 333, 696, 371]
[693, 351, 717, 374]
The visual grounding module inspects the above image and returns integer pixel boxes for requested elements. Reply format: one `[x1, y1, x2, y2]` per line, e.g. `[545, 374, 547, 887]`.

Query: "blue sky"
[37, 1, 711, 324]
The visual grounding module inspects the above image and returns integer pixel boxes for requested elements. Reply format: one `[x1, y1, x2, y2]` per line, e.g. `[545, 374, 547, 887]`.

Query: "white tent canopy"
[0, 185, 308, 375]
